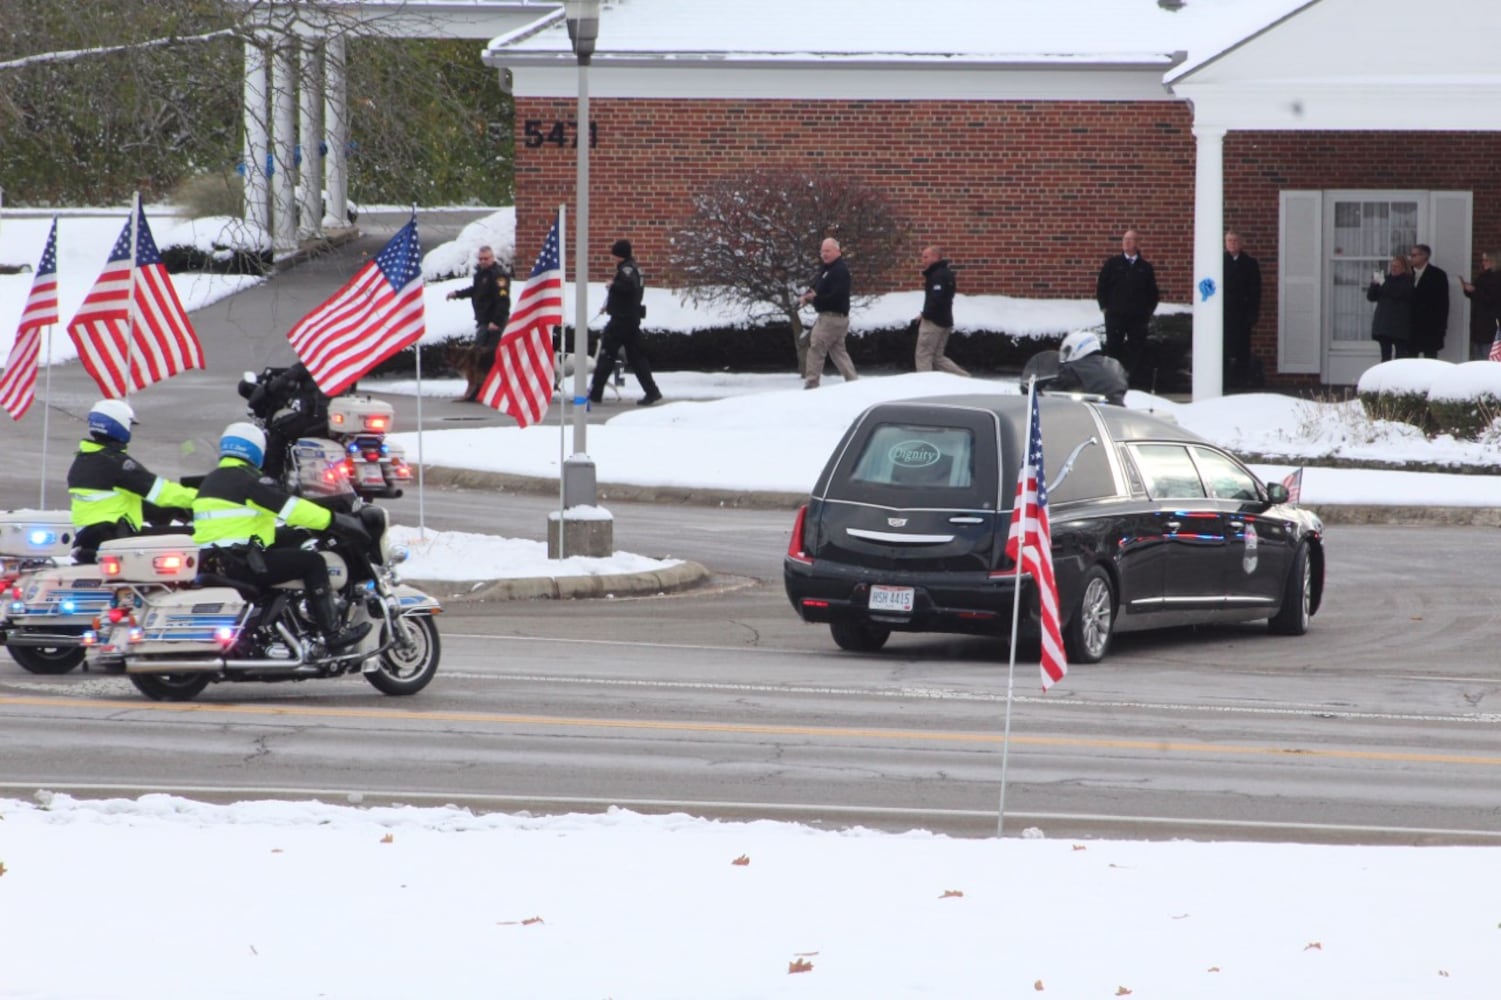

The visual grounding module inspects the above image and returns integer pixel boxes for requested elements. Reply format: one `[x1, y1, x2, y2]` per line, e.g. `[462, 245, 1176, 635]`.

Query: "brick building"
[485, 0, 1501, 395]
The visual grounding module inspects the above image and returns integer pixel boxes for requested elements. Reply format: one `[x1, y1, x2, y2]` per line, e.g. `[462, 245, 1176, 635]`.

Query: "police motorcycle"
[238, 366, 413, 502]
[0, 509, 89, 673]
[83, 500, 443, 703]
[1, 400, 196, 675]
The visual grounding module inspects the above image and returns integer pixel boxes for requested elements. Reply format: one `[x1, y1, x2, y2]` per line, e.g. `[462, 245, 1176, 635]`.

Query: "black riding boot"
[311, 587, 371, 651]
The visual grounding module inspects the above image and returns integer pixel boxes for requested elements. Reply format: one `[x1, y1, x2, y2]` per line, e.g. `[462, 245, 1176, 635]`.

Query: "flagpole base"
[548, 509, 613, 559]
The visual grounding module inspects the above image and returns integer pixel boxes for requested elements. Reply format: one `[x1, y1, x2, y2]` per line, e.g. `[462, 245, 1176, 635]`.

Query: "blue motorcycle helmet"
[87, 398, 136, 444]
[219, 421, 267, 468]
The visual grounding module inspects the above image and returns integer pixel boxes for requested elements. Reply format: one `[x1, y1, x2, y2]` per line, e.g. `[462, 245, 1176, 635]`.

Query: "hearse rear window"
[850, 424, 974, 488]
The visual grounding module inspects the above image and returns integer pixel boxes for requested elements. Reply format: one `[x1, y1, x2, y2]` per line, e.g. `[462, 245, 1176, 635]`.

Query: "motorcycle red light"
[153, 554, 184, 573]
[108, 607, 126, 623]
[99, 555, 123, 576]
[363, 450, 381, 462]
[365, 415, 389, 431]
[331, 412, 345, 426]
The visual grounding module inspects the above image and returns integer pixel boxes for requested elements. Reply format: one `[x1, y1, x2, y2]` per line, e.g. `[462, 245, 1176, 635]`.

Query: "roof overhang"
[238, 0, 551, 40]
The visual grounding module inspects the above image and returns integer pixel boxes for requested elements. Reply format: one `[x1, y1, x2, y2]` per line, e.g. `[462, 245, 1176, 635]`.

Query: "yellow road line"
[4, 693, 1501, 766]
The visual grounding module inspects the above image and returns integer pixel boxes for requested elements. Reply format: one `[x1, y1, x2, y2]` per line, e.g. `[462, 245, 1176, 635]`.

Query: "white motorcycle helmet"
[1059, 330, 1103, 364]
[219, 421, 267, 468]
[87, 398, 136, 443]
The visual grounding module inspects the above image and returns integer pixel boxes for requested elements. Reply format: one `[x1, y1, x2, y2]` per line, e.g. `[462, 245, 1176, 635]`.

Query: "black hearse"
[783, 394, 1323, 663]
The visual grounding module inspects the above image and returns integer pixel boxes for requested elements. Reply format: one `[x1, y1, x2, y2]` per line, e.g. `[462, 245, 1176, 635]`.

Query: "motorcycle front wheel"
[366, 614, 439, 696]
[130, 673, 213, 702]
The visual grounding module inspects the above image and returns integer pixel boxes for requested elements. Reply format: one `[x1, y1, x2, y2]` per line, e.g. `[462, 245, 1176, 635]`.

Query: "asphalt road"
[4, 214, 1500, 844]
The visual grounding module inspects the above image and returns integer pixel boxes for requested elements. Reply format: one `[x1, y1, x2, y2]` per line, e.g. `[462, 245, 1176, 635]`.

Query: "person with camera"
[192, 422, 370, 652]
[589, 239, 661, 407]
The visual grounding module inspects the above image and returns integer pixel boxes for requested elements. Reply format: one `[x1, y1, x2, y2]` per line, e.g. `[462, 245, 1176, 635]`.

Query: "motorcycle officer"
[241, 363, 330, 481]
[67, 398, 198, 563]
[192, 422, 371, 652]
[1050, 330, 1129, 406]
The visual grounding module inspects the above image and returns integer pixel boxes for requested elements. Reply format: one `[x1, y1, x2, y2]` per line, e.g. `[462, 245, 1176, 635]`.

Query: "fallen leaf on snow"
[1072, 845, 1087, 851]
[731, 854, 750, 866]
[794, 951, 820, 957]
[1033, 980, 1045, 991]
[0, 861, 7, 877]
[1304, 942, 1322, 951]
[496, 917, 546, 926]
[940, 889, 964, 899]
[1171, 913, 1190, 920]
[1115, 987, 1133, 996]
[788, 958, 814, 974]
[270, 848, 283, 854]
[1439, 970, 1450, 978]
[1208, 966, 1221, 973]
[380, 833, 395, 844]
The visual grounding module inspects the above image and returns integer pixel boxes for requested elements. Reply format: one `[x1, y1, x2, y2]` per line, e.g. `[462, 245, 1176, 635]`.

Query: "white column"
[270, 37, 298, 257]
[1192, 124, 1226, 401]
[323, 35, 349, 228]
[242, 37, 270, 234]
[297, 38, 324, 240]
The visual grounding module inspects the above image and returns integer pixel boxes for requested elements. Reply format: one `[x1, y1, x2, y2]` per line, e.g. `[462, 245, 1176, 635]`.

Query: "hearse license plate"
[357, 463, 386, 487]
[868, 585, 915, 613]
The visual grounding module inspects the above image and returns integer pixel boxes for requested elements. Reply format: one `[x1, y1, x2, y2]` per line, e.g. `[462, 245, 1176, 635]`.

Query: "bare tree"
[667, 165, 909, 372]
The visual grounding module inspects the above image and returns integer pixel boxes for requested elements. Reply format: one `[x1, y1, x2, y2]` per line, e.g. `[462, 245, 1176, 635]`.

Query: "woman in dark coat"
[1460, 250, 1501, 359]
[1367, 255, 1413, 362]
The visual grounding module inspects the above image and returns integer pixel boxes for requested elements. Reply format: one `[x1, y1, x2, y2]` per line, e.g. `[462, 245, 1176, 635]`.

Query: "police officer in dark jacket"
[1051, 331, 1129, 405]
[589, 239, 661, 406]
[67, 399, 198, 563]
[914, 245, 967, 375]
[1095, 229, 1160, 385]
[1222, 230, 1262, 389]
[241, 363, 329, 481]
[445, 245, 511, 401]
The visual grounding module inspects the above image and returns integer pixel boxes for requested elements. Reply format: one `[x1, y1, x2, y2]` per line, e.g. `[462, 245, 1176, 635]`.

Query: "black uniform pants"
[204, 545, 330, 594]
[589, 324, 658, 400]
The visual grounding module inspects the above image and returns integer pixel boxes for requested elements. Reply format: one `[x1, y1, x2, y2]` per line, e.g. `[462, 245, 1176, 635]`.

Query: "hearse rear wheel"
[830, 621, 891, 653]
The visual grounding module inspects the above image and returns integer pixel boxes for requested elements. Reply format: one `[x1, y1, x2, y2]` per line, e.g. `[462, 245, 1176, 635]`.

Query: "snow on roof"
[488, 0, 1313, 66]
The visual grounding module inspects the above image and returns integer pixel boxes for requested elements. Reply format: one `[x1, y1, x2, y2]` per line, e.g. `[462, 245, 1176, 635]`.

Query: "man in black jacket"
[1095, 229, 1160, 386]
[799, 238, 857, 389]
[914, 245, 968, 375]
[445, 245, 511, 401]
[1408, 244, 1450, 359]
[1223, 230, 1262, 389]
[589, 239, 661, 406]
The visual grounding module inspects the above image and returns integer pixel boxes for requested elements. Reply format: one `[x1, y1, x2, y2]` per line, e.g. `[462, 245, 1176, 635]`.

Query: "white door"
[1323, 192, 1422, 385]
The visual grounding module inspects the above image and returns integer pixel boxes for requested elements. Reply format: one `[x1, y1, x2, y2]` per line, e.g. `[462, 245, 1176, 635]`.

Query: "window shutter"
[1278, 191, 1322, 374]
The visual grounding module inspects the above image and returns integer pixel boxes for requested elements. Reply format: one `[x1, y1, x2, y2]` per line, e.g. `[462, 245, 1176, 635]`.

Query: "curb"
[415, 466, 806, 511]
[405, 559, 710, 605]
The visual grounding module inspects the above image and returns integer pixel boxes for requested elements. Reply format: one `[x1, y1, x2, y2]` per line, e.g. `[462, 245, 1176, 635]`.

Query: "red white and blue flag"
[1489, 329, 1501, 363]
[1281, 466, 1304, 503]
[66, 205, 204, 398]
[1006, 388, 1066, 692]
[0, 218, 59, 419]
[478, 216, 562, 427]
[288, 216, 426, 396]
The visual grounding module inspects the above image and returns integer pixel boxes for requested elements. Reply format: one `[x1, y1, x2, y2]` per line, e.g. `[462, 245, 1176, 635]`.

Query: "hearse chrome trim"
[847, 528, 956, 544]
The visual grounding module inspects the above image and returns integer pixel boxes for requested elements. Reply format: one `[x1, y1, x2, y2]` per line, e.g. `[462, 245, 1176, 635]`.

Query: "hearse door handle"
[1227, 519, 1246, 530]
[1164, 520, 1181, 532]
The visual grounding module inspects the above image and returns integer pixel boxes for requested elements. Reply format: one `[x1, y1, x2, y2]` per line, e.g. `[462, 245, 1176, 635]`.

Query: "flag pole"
[124, 192, 140, 399]
[556, 203, 568, 561]
[411, 206, 427, 538]
[997, 376, 1038, 838]
[39, 323, 53, 507]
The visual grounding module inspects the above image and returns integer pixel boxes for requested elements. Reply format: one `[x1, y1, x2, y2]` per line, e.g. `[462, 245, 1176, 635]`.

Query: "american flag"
[288, 217, 426, 396]
[1281, 466, 1304, 503]
[477, 216, 562, 427]
[67, 205, 204, 399]
[1489, 329, 1501, 363]
[0, 218, 59, 419]
[1006, 389, 1066, 692]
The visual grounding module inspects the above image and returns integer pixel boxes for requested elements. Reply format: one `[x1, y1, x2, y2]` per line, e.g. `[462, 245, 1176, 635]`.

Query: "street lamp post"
[562, 0, 600, 511]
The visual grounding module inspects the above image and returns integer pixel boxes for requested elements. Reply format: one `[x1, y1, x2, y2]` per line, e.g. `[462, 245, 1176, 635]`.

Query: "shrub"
[171, 170, 243, 218]
[1354, 358, 1453, 432]
[1426, 361, 1501, 439]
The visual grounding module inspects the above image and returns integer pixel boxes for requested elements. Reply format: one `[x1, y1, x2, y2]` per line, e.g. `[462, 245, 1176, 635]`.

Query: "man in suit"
[1408, 244, 1450, 359]
[1095, 229, 1160, 386]
[1222, 230, 1262, 390]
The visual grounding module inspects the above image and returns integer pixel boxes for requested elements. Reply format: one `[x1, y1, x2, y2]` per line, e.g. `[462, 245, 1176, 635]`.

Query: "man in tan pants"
[799, 238, 857, 388]
[914, 245, 968, 375]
